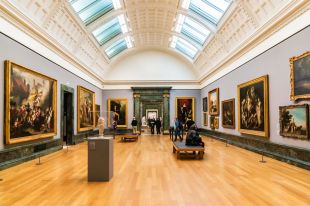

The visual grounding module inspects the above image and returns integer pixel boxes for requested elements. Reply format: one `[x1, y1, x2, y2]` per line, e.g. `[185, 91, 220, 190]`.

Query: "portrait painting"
[290, 51, 310, 100]
[203, 112, 208, 126]
[279, 104, 309, 140]
[95, 104, 100, 127]
[222, 99, 235, 129]
[210, 116, 218, 129]
[77, 86, 95, 132]
[238, 75, 269, 137]
[208, 88, 219, 116]
[4, 60, 57, 144]
[175, 97, 195, 124]
[108, 98, 128, 127]
[203, 97, 208, 112]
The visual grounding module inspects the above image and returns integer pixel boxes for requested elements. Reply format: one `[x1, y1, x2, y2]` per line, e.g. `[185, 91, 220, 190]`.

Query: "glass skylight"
[175, 14, 210, 46]
[105, 37, 132, 59]
[170, 36, 198, 59]
[69, 0, 121, 25]
[182, 0, 232, 25]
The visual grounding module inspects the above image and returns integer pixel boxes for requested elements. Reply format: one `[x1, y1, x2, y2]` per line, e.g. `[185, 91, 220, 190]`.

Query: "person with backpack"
[185, 124, 204, 147]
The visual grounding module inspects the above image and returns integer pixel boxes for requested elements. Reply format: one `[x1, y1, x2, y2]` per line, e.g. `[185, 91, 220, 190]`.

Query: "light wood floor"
[0, 135, 309, 206]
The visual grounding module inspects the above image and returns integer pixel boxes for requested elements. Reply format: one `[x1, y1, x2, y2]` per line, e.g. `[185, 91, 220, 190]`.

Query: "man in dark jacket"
[155, 118, 161, 134]
[131, 117, 138, 134]
[150, 118, 155, 134]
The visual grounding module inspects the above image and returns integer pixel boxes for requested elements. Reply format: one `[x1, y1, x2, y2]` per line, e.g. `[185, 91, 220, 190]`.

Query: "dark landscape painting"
[238, 75, 269, 137]
[279, 104, 309, 140]
[208, 88, 219, 116]
[108, 98, 128, 127]
[5, 61, 57, 144]
[78, 86, 95, 132]
[203, 97, 208, 112]
[222, 99, 235, 129]
[290, 51, 310, 100]
[95, 104, 100, 127]
[176, 97, 195, 124]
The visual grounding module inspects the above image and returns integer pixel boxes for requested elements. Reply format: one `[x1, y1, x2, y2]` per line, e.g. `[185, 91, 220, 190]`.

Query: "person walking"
[150, 118, 155, 134]
[131, 117, 138, 134]
[174, 117, 182, 141]
[155, 118, 161, 134]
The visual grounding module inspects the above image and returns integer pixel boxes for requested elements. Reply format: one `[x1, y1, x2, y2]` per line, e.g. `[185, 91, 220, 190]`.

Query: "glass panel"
[105, 37, 133, 59]
[170, 36, 198, 59]
[92, 17, 122, 45]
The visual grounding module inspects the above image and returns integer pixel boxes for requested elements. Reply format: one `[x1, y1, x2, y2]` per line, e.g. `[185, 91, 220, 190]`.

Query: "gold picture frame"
[77, 86, 95, 132]
[107, 98, 128, 128]
[222, 98, 235, 129]
[5, 60, 57, 144]
[208, 88, 219, 116]
[203, 112, 208, 126]
[175, 97, 195, 123]
[290, 51, 310, 101]
[237, 75, 269, 137]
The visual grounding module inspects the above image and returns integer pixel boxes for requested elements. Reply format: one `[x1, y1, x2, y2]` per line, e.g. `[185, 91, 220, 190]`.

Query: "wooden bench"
[119, 134, 139, 142]
[173, 141, 205, 159]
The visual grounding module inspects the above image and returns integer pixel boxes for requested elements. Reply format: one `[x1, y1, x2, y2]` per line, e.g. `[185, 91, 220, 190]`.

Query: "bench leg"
[173, 146, 176, 153]
[176, 151, 180, 159]
[199, 151, 204, 159]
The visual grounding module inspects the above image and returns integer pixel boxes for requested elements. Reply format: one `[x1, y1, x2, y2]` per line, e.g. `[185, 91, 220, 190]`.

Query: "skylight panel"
[69, 0, 121, 25]
[92, 17, 122, 45]
[170, 36, 198, 59]
[105, 37, 133, 59]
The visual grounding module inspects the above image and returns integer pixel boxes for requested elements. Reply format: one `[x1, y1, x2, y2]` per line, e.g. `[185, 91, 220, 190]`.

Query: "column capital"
[163, 94, 170, 98]
[133, 94, 140, 98]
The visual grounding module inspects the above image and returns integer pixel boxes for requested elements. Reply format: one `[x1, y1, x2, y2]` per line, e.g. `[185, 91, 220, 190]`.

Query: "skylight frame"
[170, 36, 198, 59]
[105, 37, 133, 59]
[92, 17, 122, 45]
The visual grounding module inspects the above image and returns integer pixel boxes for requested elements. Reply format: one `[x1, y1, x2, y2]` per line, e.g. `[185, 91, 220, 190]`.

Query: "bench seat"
[173, 141, 205, 159]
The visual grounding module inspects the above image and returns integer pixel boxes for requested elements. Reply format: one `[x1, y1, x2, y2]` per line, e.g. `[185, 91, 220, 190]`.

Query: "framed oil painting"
[146, 109, 158, 120]
[203, 112, 208, 126]
[238, 75, 269, 137]
[210, 116, 219, 129]
[202, 97, 208, 112]
[208, 88, 219, 116]
[222, 98, 235, 129]
[290, 51, 310, 100]
[77, 86, 95, 132]
[108, 98, 128, 128]
[95, 104, 100, 127]
[175, 97, 195, 124]
[279, 104, 309, 140]
[4, 60, 57, 144]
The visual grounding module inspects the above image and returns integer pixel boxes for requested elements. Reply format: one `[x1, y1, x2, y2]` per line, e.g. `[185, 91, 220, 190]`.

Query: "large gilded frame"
[208, 88, 219, 116]
[221, 98, 235, 129]
[107, 98, 128, 128]
[77, 86, 95, 132]
[175, 97, 195, 122]
[237, 75, 269, 137]
[5, 60, 57, 144]
[290, 51, 310, 100]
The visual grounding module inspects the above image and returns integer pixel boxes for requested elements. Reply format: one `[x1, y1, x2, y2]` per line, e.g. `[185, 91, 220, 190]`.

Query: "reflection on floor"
[0, 135, 310, 206]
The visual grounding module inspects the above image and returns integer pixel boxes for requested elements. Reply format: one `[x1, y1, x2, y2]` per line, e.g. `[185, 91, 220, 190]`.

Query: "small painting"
[238, 75, 269, 137]
[279, 104, 309, 140]
[4, 61, 57, 144]
[290, 51, 310, 100]
[203, 97, 208, 112]
[203, 112, 208, 126]
[208, 88, 219, 116]
[108, 98, 128, 128]
[210, 116, 219, 129]
[222, 99, 235, 129]
[146, 109, 158, 120]
[77, 86, 95, 132]
[95, 104, 100, 127]
[175, 97, 195, 124]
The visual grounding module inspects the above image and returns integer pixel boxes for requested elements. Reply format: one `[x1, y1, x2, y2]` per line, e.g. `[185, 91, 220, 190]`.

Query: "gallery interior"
[0, 0, 309, 205]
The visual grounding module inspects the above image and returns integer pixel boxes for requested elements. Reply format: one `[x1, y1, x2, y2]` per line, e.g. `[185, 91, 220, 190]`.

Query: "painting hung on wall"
[222, 99, 235, 129]
[4, 60, 57, 144]
[146, 109, 158, 120]
[210, 116, 219, 129]
[279, 104, 309, 140]
[77, 86, 95, 132]
[290, 51, 310, 100]
[208, 88, 219, 116]
[203, 97, 208, 112]
[108, 98, 128, 128]
[203, 112, 208, 126]
[175, 97, 195, 124]
[95, 104, 100, 127]
[238, 75, 269, 137]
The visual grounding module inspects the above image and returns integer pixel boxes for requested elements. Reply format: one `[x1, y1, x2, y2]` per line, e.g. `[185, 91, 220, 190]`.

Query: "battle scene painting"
[279, 104, 309, 140]
[175, 97, 195, 124]
[5, 61, 57, 144]
[108, 98, 128, 127]
[77, 86, 95, 132]
[208, 88, 219, 116]
[222, 99, 235, 129]
[238, 75, 269, 137]
[290, 51, 310, 100]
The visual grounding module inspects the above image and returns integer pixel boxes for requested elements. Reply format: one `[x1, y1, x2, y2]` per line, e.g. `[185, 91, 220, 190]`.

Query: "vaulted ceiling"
[1, 0, 308, 87]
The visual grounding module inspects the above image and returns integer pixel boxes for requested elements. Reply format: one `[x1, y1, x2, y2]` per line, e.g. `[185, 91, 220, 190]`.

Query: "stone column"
[133, 93, 141, 131]
[163, 93, 170, 134]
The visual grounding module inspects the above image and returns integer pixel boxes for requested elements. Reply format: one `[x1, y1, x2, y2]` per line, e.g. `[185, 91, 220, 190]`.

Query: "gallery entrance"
[61, 85, 74, 145]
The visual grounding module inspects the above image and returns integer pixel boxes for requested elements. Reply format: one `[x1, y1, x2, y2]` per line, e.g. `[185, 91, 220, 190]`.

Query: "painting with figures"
[77, 86, 95, 132]
[175, 97, 195, 124]
[238, 75, 269, 137]
[5, 61, 57, 144]
[208, 88, 219, 116]
[203, 97, 208, 112]
[108, 98, 128, 127]
[222, 99, 235, 129]
[203, 112, 208, 126]
[279, 104, 309, 140]
[95, 104, 100, 127]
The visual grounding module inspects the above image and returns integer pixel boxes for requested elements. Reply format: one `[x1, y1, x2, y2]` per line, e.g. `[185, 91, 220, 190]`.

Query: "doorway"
[61, 85, 74, 145]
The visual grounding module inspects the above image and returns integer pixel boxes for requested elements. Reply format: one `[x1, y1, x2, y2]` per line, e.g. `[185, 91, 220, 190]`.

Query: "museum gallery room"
[0, 0, 310, 205]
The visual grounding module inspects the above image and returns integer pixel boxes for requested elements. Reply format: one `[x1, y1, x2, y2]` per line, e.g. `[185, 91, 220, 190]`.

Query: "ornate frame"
[237, 75, 269, 137]
[5, 60, 57, 144]
[107, 98, 128, 128]
[77, 86, 95, 132]
[221, 98, 235, 129]
[203, 112, 208, 126]
[208, 88, 219, 116]
[175, 97, 195, 121]
[290, 51, 310, 101]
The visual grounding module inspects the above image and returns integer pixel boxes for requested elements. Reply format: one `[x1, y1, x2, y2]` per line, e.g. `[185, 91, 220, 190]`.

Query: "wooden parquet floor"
[0, 135, 309, 206]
